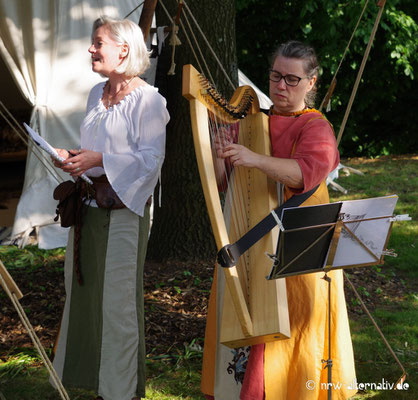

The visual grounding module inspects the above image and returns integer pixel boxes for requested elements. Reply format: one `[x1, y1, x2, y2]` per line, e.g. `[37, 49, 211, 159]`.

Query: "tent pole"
[139, 0, 158, 41]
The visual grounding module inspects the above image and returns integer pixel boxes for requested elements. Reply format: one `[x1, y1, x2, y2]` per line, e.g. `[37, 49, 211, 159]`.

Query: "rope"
[319, 0, 371, 112]
[0, 262, 70, 400]
[157, 0, 204, 80]
[156, 0, 174, 26]
[167, 23, 181, 75]
[179, 14, 205, 77]
[167, 0, 184, 75]
[181, 5, 216, 85]
[336, 0, 386, 146]
[343, 271, 407, 383]
[158, 0, 236, 89]
[0, 101, 63, 184]
[182, 0, 235, 90]
[124, 1, 145, 19]
[158, 0, 209, 81]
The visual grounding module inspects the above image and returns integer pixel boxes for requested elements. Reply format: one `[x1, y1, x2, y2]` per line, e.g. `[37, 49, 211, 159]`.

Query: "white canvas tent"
[0, 0, 144, 248]
[238, 69, 272, 110]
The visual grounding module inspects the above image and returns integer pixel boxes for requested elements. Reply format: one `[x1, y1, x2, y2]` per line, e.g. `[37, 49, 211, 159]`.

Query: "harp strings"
[206, 103, 251, 299]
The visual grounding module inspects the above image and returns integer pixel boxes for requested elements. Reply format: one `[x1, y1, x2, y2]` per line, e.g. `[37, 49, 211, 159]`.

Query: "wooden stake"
[0, 259, 23, 300]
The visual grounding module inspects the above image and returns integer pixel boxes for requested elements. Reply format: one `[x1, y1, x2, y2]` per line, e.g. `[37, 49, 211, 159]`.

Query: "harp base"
[221, 330, 290, 349]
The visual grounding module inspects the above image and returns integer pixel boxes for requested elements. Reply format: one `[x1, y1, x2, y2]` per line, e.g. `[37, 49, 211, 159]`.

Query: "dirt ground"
[0, 256, 410, 358]
[0, 259, 213, 357]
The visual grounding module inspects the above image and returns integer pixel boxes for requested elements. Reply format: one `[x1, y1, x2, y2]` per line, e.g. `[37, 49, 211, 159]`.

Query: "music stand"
[267, 195, 400, 400]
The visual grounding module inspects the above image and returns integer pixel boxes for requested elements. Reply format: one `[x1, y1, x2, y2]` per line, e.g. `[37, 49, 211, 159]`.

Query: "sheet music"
[24, 123, 92, 184]
[332, 195, 398, 267]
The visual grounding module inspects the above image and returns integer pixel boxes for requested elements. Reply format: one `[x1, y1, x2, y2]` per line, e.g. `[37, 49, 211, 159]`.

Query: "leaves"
[236, 0, 418, 156]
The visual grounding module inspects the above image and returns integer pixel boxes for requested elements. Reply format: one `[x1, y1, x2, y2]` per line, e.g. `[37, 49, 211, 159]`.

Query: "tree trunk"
[147, 0, 237, 261]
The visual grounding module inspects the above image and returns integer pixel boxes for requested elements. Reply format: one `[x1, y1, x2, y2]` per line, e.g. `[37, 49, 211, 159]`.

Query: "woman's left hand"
[61, 149, 103, 177]
[220, 143, 260, 168]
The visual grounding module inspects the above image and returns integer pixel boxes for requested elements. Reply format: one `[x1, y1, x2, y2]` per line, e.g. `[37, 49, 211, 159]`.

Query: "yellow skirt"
[201, 181, 357, 399]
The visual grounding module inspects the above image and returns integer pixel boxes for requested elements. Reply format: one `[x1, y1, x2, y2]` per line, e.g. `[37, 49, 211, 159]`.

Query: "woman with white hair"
[52, 16, 169, 400]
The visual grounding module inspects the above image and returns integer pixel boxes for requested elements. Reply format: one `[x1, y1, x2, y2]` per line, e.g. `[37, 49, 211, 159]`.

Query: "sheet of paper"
[24, 122, 60, 159]
[24, 123, 92, 184]
[332, 195, 398, 267]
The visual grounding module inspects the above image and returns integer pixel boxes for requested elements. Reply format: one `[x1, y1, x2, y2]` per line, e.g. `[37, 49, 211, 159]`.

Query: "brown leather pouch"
[53, 180, 80, 227]
[91, 175, 125, 209]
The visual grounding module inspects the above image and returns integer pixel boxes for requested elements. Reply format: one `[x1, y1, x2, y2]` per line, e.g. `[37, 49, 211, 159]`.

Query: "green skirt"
[53, 204, 150, 400]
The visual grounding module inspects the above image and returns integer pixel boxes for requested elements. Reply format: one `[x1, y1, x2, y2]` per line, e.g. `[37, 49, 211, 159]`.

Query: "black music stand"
[266, 195, 400, 400]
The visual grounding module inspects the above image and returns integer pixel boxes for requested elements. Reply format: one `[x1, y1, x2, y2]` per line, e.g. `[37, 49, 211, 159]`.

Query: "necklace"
[269, 106, 322, 117]
[104, 77, 135, 108]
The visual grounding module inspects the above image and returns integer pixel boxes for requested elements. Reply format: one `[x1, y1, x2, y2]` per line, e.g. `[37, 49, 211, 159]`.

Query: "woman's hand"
[220, 143, 303, 187]
[60, 149, 103, 177]
[51, 149, 70, 168]
[214, 127, 234, 158]
[220, 143, 261, 169]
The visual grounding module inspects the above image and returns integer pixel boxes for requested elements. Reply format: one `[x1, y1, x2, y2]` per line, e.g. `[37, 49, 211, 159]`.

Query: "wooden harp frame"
[182, 64, 290, 348]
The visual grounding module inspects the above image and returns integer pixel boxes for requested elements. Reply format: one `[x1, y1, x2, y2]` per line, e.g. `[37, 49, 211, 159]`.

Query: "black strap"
[217, 185, 319, 268]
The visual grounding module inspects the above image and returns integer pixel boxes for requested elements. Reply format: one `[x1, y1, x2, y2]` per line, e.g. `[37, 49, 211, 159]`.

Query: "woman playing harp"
[202, 41, 356, 400]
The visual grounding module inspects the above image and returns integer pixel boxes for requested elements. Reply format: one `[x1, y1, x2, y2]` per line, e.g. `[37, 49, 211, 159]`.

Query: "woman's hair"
[92, 16, 151, 76]
[270, 41, 320, 107]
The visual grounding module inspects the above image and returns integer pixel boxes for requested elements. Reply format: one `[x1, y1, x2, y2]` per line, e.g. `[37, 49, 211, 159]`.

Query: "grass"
[0, 350, 204, 400]
[0, 155, 417, 399]
[329, 156, 417, 279]
[329, 155, 417, 399]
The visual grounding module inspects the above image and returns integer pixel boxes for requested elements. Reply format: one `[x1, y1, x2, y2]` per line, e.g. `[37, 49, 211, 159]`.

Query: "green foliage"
[148, 339, 204, 369]
[0, 245, 65, 271]
[0, 351, 40, 378]
[236, 0, 418, 157]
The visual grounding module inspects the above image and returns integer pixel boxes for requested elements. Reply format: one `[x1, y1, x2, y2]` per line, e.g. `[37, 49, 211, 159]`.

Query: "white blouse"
[80, 81, 169, 216]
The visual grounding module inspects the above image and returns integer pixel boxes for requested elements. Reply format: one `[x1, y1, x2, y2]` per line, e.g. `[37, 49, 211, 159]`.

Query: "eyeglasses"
[269, 69, 310, 87]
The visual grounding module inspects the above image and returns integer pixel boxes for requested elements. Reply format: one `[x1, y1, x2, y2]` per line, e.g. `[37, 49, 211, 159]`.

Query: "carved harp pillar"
[182, 64, 290, 348]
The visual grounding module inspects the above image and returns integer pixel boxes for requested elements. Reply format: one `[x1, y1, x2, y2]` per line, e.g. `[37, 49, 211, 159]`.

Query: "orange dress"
[201, 111, 357, 400]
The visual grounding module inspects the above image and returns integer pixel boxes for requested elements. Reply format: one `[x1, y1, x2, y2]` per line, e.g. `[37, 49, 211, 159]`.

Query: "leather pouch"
[92, 176, 125, 209]
[53, 180, 79, 227]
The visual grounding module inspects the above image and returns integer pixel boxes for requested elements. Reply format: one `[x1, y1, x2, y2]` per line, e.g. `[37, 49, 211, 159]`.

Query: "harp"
[182, 64, 290, 348]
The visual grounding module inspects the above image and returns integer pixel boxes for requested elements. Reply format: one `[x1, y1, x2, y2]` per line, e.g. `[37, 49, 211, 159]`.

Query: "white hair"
[92, 16, 151, 77]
